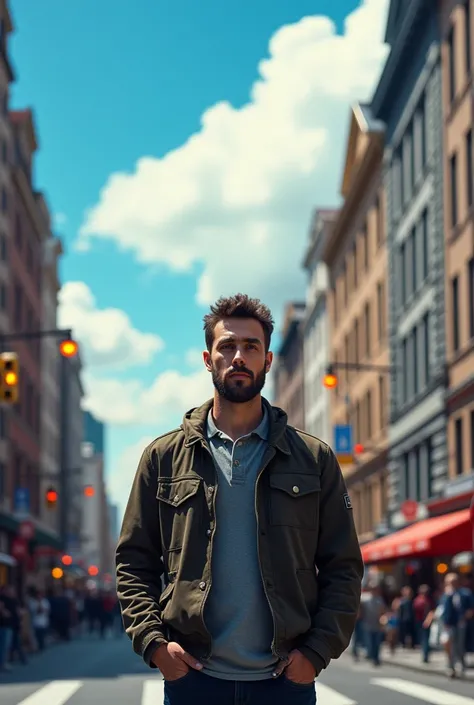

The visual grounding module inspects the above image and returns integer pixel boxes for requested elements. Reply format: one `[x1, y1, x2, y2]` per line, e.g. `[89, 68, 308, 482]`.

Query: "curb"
[382, 657, 474, 680]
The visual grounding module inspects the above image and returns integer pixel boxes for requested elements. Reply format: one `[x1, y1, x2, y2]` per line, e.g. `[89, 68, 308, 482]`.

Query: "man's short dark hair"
[203, 293, 274, 352]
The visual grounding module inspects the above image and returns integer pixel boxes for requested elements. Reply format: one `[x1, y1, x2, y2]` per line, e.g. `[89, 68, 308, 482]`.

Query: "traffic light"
[354, 443, 364, 455]
[59, 339, 78, 358]
[45, 486, 58, 509]
[322, 365, 338, 389]
[88, 565, 99, 576]
[61, 555, 73, 566]
[0, 352, 19, 403]
[84, 485, 95, 498]
[51, 567, 63, 579]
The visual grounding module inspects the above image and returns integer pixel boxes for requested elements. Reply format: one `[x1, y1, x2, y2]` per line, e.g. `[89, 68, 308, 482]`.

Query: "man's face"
[203, 317, 273, 403]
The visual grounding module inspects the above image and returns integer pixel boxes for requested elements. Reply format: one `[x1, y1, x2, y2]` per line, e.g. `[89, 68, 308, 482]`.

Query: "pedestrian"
[359, 584, 385, 666]
[439, 572, 471, 678]
[413, 584, 434, 663]
[28, 588, 51, 651]
[116, 293, 364, 705]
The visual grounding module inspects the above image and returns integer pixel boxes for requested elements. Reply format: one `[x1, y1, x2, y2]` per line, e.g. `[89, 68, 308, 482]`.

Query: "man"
[116, 294, 363, 705]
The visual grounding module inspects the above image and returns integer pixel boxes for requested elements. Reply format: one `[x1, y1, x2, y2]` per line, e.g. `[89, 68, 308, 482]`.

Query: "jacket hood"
[181, 397, 291, 454]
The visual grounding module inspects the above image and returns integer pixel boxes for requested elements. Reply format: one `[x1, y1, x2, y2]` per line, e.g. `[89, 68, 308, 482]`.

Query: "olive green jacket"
[116, 398, 363, 675]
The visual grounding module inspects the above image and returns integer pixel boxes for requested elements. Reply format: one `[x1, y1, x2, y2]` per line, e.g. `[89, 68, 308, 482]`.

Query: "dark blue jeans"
[163, 669, 316, 705]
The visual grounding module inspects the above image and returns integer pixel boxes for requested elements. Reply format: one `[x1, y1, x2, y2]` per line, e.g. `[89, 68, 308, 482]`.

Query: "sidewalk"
[379, 644, 474, 680]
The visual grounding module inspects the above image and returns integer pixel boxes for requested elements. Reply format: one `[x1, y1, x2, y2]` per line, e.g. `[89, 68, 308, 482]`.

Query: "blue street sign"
[334, 425, 354, 464]
[14, 487, 30, 514]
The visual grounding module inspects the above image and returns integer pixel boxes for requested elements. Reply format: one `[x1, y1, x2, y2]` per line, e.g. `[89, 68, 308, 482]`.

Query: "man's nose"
[232, 348, 246, 364]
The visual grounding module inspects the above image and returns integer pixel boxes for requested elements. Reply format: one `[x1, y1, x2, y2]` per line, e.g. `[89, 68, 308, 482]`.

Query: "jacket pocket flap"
[157, 477, 201, 506]
[269, 473, 320, 497]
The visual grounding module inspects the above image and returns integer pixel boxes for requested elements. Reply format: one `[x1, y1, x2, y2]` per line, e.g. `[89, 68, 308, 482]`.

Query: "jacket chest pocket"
[157, 477, 202, 552]
[268, 473, 320, 530]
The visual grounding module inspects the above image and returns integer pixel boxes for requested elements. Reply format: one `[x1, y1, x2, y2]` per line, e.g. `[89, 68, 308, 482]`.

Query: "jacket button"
[206, 529, 212, 536]
[292, 485, 300, 494]
[208, 486, 214, 495]
[199, 581, 206, 590]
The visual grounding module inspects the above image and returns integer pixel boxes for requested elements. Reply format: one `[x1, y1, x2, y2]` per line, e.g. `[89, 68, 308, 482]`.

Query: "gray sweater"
[202, 408, 277, 681]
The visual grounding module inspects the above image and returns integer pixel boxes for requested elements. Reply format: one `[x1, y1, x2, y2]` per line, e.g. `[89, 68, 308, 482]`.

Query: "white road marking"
[16, 681, 83, 705]
[142, 679, 165, 705]
[371, 677, 474, 704]
[316, 682, 357, 705]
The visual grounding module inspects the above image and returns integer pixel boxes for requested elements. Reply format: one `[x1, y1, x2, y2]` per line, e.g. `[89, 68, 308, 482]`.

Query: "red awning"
[361, 508, 472, 564]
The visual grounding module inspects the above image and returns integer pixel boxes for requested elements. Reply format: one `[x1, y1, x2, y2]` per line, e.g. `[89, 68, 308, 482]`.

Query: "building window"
[471, 408, 474, 471]
[450, 153, 458, 227]
[421, 209, 429, 281]
[413, 326, 419, 396]
[452, 276, 460, 352]
[448, 25, 456, 102]
[377, 282, 383, 342]
[353, 243, 357, 290]
[466, 128, 473, 208]
[400, 242, 406, 305]
[402, 338, 408, 403]
[455, 417, 463, 476]
[423, 312, 430, 383]
[364, 302, 370, 358]
[378, 375, 385, 430]
[465, 0, 472, 74]
[409, 227, 417, 295]
[366, 389, 372, 440]
[355, 401, 361, 444]
[354, 319, 359, 365]
[469, 258, 474, 339]
[375, 196, 383, 247]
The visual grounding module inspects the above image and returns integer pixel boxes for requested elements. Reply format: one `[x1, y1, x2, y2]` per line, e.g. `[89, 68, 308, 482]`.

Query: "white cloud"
[78, 0, 389, 315]
[82, 367, 213, 425]
[58, 281, 164, 369]
[185, 347, 204, 368]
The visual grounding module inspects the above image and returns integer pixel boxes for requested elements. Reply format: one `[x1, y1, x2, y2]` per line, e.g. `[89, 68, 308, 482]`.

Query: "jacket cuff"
[297, 646, 327, 677]
[141, 632, 168, 668]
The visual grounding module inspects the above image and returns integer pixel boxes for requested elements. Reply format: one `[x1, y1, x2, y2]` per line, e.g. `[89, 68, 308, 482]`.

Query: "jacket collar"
[182, 397, 291, 455]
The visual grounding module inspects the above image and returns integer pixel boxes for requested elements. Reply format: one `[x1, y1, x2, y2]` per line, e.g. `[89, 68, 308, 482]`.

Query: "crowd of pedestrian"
[352, 572, 474, 678]
[0, 582, 121, 674]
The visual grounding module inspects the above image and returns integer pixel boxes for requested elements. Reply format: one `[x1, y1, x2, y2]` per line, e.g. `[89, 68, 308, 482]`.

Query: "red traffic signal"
[88, 565, 99, 576]
[84, 485, 95, 498]
[354, 443, 364, 454]
[46, 487, 58, 507]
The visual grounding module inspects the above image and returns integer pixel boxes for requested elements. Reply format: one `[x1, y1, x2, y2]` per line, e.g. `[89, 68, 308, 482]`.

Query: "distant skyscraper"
[84, 410, 104, 454]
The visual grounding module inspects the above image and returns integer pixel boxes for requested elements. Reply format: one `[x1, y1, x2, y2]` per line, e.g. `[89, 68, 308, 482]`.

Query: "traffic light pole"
[0, 327, 74, 346]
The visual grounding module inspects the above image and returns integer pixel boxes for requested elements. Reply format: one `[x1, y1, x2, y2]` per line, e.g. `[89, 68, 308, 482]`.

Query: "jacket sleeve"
[115, 446, 168, 667]
[299, 445, 363, 674]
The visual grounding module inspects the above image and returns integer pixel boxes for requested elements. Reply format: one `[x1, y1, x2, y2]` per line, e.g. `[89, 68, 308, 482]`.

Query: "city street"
[1, 635, 474, 705]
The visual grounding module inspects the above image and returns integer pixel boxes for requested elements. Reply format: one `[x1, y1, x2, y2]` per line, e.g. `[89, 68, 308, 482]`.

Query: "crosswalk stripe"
[316, 682, 357, 705]
[16, 681, 83, 705]
[371, 678, 474, 705]
[142, 679, 164, 705]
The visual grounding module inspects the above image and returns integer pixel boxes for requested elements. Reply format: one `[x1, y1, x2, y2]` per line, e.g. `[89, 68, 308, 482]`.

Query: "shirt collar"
[207, 405, 269, 441]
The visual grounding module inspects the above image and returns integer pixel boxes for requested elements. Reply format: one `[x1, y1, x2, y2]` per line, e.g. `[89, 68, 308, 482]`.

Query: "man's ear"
[203, 350, 212, 371]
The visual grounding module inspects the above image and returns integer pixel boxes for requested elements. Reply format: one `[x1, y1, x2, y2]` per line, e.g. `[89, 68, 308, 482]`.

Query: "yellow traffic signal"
[59, 339, 78, 358]
[0, 352, 19, 403]
[52, 567, 63, 579]
[323, 366, 338, 389]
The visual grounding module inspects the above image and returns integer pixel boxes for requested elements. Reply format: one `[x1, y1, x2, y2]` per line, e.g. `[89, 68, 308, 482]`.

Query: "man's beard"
[211, 364, 267, 403]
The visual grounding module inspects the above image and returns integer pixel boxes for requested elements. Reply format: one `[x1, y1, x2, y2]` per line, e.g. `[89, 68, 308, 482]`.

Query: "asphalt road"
[1, 633, 474, 705]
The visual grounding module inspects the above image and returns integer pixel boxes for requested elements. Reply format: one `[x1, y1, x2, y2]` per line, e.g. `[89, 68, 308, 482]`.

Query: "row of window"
[351, 376, 388, 446]
[447, 0, 472, 104]
[454, 409, 474, 476]
[333, 280, 387, 381]
[391, 93, 428, 216]
[397, 208, 429, 308]
[352, 473, 387, 536]
[451, 258, 474, 353]
[449, 128, 473, 228]
[333, 195, 384, 324]
[400, 313, 431, 405]
[401, 437, 433, 502]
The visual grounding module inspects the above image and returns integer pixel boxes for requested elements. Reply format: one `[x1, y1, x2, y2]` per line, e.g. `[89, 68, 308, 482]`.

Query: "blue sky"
[9, 0, 389, 517]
